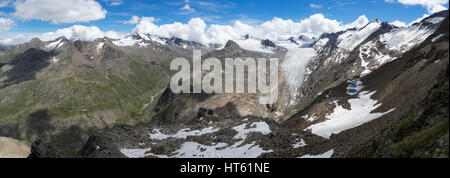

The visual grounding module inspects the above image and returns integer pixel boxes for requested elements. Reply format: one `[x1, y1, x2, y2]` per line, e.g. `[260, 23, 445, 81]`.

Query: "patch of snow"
[169, 141, 271, 158]
[426, 17, 445, 24]
[149, 127, 220, 141]
[96, 42, 104, 53]
[123, 121, 273, 158]
[360, 69, 372, 77]
[299, 149, 334, 158]
[232, 121, 272, 140]
[292, 138, 306, 148]
[432, 34, 444, 42]
[337, 21, 381, 51]
[120, 148, 155, 158]
[306, 91, 395, 139]
[51, 57, 59, 63]
[302, 114, 318, 122]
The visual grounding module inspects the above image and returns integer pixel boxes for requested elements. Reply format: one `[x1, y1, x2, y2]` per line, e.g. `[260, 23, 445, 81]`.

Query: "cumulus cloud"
[124, 16, 140, 24]
[0, 13, 374, 47]
[124, 16, 158, 24]
[386, 0, 448, 13]
[38, 25, 125, 41]
[0, 25, 125, 45]
[0, 17, 15, 31]
[133, 17, 208, 43]
[385, 0, 448, 27]
[132, 14, 371, 46]
[12, 0, 107, 23]
[390, 20, 407, 27]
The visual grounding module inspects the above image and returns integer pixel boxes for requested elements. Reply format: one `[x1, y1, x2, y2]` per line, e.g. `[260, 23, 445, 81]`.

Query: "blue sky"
[0, 0, 448, 44]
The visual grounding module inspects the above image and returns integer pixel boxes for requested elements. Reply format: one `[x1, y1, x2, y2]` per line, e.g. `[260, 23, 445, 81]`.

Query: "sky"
[0, 0, 448, 45]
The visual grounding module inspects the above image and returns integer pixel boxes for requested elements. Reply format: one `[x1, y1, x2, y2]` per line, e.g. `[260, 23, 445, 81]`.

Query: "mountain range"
[0, 10, 448, 158]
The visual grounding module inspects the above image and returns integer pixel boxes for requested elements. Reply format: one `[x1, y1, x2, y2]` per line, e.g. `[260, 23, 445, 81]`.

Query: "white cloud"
[141, 17, 158, 23]
[181, 4, 195, 12]
[0, 25, 125, 45]
[12, 0, 107, 23]
[132, 14, 371, 46]
[124, 16, 140, 24]
[0, 17, 14, 32]
[390, 20, 407, 27]
[0, 33, 36, 45]
[124, 16, 158, 24]
[39, 25, 125, 41]
[133, 17, 208, 43]
[386, 0, 448, 13]
[103, 0, 123, 6]
[310, 3, 322, 9]
[0, 13, 373, 47]
[0, 0, 11, 7]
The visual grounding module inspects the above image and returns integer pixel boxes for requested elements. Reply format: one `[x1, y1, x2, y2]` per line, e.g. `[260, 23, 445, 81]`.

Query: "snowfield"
[46, 38, 65, 49]
[299, 149, 334, 158]
[306, 91, 395, 139]
[358, 40, 395, 77]
[120, 121, 274, 158]
[313, 38, 329, 51]
[112, 36, 149, 47]
[149, 127, 220, 141]
[164, 141, 271, 158]
[232, 121, 272, 139]
[426, 17, 445, 24]
[380, 23, 438, 53]
[120, 148, 154, 158]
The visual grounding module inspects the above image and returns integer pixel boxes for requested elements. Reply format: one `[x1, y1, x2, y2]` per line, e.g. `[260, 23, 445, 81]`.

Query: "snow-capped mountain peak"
[45, 36, 69, 49]
[336, 20, 382, 51]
